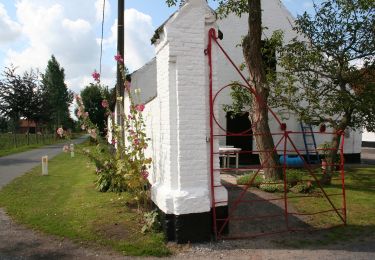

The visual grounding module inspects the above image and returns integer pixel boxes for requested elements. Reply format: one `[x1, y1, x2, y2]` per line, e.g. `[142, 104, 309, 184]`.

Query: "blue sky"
[0, 0, 318, 93]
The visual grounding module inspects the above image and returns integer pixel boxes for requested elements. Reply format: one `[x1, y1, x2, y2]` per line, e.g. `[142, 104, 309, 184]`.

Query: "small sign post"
[70, 143, 75, 158]
[42, 156, 48, 175]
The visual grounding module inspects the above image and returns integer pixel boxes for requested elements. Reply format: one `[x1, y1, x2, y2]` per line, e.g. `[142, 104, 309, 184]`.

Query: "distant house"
[18, 120, 41, 134]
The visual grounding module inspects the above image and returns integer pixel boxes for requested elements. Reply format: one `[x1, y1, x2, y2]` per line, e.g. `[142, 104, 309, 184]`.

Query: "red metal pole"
[283, 131, 290, 230]
[207, 28, 218, 240]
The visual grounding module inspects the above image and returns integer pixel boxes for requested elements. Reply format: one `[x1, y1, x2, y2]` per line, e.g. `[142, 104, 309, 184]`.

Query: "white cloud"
[102, 8, 155, 72]
[0, 3, 21, 45]
[2, 1, 154, 95]
[4, 0, 99, 93]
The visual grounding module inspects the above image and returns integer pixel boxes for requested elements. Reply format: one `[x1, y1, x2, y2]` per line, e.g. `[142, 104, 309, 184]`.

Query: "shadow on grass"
[210, 178, 375, 253]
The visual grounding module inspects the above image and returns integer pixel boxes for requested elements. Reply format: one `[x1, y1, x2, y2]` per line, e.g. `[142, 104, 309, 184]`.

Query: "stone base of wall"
[155, 205, 228, 243]
[344, 153, 361, 163]
[363, 141, 375, 148]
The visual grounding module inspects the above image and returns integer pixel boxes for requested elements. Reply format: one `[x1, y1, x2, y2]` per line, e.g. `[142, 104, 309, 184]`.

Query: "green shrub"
[290, 181, 314, 193]
[258, 180, 289, 193]
[286, 169, 304, 186]
[236, 172, 264, 186]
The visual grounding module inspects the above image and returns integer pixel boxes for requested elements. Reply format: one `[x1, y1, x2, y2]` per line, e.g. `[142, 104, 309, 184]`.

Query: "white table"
[219, 147, 241, 169]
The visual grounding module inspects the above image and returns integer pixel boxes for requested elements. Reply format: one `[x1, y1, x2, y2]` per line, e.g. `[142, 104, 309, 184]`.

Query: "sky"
[0, 0, 318, 94]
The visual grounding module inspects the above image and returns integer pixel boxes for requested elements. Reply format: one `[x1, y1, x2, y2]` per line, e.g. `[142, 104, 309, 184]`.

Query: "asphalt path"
[0, 135, 87, 189]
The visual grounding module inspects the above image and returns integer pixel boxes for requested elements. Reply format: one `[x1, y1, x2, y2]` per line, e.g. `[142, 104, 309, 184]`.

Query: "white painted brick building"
[121, 0, 362, 243]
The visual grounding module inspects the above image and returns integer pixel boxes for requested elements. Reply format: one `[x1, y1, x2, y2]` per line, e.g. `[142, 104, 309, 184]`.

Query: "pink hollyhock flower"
[92, 70, 100, 82]
[63, 145, 69, 153]
[133, 138, 139, 145]
[101, 99, 109, 108]
[114, 54, 124, 63]
[141, 170, 149, 179]
[57, 127, 64, 137]
[135, 104, 145, 112]
[111, 139, 116, 145]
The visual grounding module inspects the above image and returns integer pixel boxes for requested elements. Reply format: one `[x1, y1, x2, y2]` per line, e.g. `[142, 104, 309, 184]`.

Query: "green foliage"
[41, 55, 73, 128]
[236, 172, 264, 186]
[142, 210, 161, 234]
[223, 83, 252, 117]
[80, 84, 108, 134]
[272, 0, 375, 132]
[259, 181, 287, 193]
[0, 66, 46, 131]
[166, 0, 249, 18]
[286, 169, 304, 185]
[290, 181, 315, 194]
[71, 58, 152, 210]
[223, 31, 284, 117]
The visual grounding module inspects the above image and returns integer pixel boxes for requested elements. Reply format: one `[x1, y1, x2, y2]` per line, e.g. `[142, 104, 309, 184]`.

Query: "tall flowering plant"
[73, 54, 152, 209]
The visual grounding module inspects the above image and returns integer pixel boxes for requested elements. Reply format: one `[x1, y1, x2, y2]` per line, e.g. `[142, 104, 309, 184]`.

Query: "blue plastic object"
[279, 155, 304, 167]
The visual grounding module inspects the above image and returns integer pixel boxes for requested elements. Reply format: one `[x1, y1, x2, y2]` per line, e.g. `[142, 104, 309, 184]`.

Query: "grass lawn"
[286, 167, 375, 245]
[237, 167, 375, 245]
[0, 148, 170, 256]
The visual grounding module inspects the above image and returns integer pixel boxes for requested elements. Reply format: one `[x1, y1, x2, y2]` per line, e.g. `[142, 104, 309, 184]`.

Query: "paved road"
[0, 135, 87, 189]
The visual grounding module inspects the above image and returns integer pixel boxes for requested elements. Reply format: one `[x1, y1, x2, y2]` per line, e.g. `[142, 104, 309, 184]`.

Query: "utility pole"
[116, 0, 124, 131]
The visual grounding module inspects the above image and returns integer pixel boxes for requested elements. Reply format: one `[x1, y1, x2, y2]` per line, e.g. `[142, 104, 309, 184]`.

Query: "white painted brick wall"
[149, 0, 227, 215]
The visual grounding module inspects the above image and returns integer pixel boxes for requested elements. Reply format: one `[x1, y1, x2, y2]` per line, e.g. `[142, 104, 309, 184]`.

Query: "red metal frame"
[207, 28, 347, 240]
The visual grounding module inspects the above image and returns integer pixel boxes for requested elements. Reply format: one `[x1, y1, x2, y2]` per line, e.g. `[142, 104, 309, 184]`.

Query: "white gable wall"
[214, 0, 361, 154]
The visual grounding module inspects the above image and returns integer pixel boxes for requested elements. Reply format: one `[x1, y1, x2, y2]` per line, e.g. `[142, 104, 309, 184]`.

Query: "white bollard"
[42, 156, 48, 175]
[70, 143, 75, 158]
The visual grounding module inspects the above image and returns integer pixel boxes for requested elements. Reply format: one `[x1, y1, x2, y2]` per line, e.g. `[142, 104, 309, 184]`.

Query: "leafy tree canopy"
[80, 83, 109, 134]
[271, 0, 375, 132]
[41, 55, 73, 128]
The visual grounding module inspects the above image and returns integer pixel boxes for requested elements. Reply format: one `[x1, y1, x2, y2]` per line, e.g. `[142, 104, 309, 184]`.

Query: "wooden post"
[42, 156, 48, 175]
[70, 143, 75, 158]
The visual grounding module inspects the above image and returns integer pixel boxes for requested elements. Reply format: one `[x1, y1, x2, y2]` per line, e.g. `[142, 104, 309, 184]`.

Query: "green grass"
[0, 149, 170, 256]
[237, 167, 375, 246]
[287, 167, 375, 245]
[0, 133, 81, 157]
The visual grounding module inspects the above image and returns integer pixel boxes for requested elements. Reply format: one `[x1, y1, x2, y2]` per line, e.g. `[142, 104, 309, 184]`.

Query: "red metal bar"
[286, 134, 345, 224]
[211, 36, 283, 127]
[207, 27, 346, 240]
[283, 131, 290, 230]
[208, 28, 217, 240]
[217, 135, 286, 236]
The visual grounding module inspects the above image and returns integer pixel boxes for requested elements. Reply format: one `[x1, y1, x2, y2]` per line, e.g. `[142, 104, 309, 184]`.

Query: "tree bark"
[243, 0, 281, 180]
[321, 117, 348, 184]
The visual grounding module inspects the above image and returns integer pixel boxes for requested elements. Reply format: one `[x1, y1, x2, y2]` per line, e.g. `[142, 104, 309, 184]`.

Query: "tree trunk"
[321, 116, 348, 184]
[243, 0, 281, 180]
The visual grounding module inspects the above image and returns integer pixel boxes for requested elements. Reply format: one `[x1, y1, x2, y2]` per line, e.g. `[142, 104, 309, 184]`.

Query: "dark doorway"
[226, 112, 253, 165]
